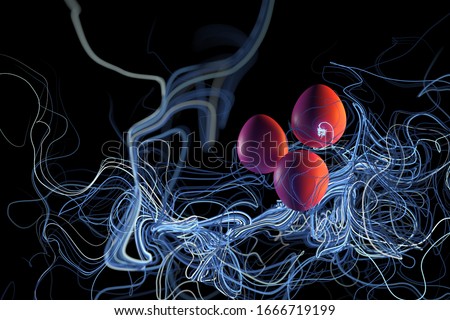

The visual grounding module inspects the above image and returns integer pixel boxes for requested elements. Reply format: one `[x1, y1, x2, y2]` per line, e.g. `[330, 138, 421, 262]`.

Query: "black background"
[1, 1, 450, 299]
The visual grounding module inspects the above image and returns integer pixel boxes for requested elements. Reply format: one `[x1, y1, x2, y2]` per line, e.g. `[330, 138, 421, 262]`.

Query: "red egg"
[274, 150, 329, 211]
[291, 84, 346, 148]
[237, 114, 288, 174]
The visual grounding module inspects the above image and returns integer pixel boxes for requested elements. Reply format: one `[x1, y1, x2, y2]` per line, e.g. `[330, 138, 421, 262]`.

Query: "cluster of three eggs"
[237, 84, 346, 211]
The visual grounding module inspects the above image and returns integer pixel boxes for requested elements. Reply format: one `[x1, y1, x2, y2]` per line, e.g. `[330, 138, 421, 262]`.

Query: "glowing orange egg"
[291, 84, 346, 148]
[274, 150, 329, 211]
